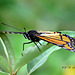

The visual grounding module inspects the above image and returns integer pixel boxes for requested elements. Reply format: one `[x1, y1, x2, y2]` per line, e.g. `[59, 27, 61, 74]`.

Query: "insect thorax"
[23, 30, 41, 42]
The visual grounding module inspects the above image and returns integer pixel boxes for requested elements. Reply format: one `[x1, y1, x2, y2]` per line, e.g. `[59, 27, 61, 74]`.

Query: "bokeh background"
[0, 0, 75, 75]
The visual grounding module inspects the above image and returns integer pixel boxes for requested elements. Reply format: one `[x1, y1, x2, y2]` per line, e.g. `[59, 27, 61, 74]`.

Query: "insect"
[0, 23, 75, 52]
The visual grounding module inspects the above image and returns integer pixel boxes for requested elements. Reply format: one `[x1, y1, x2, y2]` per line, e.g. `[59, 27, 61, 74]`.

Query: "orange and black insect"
[0, 23, 75, 52]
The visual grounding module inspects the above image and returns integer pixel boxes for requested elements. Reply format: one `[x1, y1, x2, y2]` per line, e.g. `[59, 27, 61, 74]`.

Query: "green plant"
[0, 31, 75, 75]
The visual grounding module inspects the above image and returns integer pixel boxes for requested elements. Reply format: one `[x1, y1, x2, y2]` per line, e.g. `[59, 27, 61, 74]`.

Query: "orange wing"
[36, 31, 75, 52]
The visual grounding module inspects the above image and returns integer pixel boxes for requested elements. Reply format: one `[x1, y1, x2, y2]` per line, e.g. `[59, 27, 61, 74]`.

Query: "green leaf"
[0, 56, 11, 73]
[14, 41, 53, 73]
[0, 71, 9, 75]
[0, 33, 16, 73]
[27, 46, 61, 75]
[17, 65, 28, 75]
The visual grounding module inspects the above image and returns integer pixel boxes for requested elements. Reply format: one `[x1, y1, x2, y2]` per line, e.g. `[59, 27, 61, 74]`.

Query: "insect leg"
[38, 42, 42, 46]
[23, 42, 32, 50]
[34, 42, 41, 52]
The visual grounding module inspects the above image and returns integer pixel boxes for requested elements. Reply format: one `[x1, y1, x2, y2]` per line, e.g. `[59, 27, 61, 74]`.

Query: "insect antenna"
[24, 27, 26, 33]
[1, 23, 23, 32]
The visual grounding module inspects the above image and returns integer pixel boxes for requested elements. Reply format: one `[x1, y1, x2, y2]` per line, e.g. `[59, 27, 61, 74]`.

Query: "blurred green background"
[0, 0, 75, 75]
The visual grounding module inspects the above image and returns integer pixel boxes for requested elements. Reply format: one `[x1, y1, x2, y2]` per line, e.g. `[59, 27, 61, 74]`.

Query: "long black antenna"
[1, 23, 23, 31]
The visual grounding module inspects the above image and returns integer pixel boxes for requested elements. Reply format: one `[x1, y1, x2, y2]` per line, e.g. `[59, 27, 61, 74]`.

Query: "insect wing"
[36, 31, 75, 51]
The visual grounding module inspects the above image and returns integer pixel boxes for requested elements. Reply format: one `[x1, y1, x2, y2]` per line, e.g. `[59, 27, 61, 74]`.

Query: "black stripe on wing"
[36, 32, 75, 52]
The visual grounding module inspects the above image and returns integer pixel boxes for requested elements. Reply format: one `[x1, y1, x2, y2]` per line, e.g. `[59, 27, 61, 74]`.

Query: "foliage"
[0, 0, 75, 75]
[0, 31, 75, 75]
